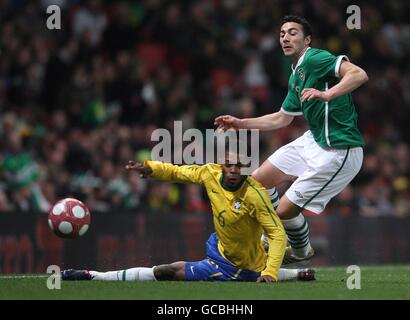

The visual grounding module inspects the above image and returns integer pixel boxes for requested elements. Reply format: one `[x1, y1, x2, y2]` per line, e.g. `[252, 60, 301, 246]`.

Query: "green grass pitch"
[1, 266, 410, 300]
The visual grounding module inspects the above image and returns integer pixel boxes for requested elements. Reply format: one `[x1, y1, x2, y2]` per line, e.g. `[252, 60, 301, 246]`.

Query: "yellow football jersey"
[146, 160, 287, 280]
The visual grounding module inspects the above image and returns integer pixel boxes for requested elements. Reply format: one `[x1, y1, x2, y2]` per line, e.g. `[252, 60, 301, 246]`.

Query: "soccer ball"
[48, 198, 91, 239]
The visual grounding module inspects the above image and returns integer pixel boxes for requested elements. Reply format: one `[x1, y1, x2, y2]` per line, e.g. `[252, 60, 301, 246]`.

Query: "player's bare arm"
[125, 160, 153, 178]
[301, 61, 368, 102]
[214, 111, 294, 132]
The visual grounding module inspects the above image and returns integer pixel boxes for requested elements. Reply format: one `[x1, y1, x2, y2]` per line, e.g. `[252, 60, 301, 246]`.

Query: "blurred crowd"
[0, 0, 409, 217]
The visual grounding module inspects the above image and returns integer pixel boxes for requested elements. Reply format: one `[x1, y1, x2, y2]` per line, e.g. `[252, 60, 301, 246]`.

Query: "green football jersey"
[281, 47, 364, 148]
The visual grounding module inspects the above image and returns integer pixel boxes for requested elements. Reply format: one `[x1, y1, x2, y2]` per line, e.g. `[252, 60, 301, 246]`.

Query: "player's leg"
[254, 134, 309, 257]
[252, 160, 293, 209]
[261, 195, 314, 263]
[152, 261, 186, 280]
[281, 145, 364, 263]
[62, 267, 156, 281]
[62, 261, 187, 281]
[276, 195, 313, 262]
[278, 268, 316, 281]
[90, 267, 157, 281]
[254, 160, 295, 251]
[61, 263, 316, 282]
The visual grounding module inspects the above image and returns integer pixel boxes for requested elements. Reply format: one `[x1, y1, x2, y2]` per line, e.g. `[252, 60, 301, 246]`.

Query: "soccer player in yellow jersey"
[62, 149, 315, 282]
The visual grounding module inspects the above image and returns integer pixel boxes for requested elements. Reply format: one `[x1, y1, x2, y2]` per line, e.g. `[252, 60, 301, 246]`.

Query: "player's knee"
[252, 169, 268, 187]
[153, 263, 183, 280]
[153, 264, 176, 280]
[252, 166, 282, 189]
[276, 198, 302, 220]
[275, 207, 288, 219]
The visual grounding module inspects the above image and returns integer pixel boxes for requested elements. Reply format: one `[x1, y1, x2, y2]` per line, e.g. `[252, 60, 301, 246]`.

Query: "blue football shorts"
[184, 233, 260, 282]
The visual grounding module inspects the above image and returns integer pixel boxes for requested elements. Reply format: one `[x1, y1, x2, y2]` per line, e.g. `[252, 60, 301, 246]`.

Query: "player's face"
[221, 153, 244, 187]
[280, 22, 310, 58]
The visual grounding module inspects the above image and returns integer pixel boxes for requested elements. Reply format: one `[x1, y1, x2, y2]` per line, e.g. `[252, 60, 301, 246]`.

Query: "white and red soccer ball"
[48, 198, 91, 239]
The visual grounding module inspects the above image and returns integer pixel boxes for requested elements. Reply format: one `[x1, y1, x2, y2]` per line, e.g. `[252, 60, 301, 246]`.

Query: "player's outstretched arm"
[301, 61, 368, 102]
[214, 111, 294, 132]
[127, 160, 206, 185]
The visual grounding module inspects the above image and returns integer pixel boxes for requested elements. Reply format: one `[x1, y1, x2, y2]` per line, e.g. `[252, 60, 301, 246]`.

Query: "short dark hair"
[282, 15, 313, 39]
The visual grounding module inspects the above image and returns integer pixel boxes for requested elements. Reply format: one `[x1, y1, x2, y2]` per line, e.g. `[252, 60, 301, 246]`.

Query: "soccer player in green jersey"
[214, 15, 368, 264]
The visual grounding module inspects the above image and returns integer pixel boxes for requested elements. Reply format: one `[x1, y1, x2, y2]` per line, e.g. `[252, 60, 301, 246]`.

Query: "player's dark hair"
[224, 139, 249, 156]
[222, 135, 251, 168]
[282, 15, 312, 42]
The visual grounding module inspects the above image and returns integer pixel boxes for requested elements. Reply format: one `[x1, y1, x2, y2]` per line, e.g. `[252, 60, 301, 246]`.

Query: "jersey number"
[217, 210, 226, 227]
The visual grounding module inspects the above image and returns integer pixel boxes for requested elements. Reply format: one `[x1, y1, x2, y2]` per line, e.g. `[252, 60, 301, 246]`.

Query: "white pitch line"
[0, 275, 49, 279]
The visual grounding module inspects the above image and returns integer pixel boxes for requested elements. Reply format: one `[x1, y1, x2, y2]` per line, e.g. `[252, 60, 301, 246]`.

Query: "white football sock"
[282, 213, 312, 258]
[278, 268, 299, 281]
[90, 267, 156, 281]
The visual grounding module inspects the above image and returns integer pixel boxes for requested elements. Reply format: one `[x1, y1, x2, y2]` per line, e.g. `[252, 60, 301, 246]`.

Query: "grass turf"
[1, 266, 409, 300]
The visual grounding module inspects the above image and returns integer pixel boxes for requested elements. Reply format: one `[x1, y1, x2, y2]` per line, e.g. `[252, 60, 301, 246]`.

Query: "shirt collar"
[220, 174, 247, 192]
[291, 46, 310, 73]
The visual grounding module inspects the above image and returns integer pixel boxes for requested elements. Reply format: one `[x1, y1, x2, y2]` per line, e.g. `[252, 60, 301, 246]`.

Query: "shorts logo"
[294, 190, 304, 199]
[297, 68, 305, 81]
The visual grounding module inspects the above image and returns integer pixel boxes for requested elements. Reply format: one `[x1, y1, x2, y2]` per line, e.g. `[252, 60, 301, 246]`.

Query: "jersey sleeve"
[309, 50, 349, 79]
[253, 194, 287, 280]
[145, 160, 206, 185]
[281, 88, 302, 115]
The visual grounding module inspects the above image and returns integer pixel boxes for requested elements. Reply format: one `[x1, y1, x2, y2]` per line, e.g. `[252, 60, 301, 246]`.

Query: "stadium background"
[0, 0, 409, 273]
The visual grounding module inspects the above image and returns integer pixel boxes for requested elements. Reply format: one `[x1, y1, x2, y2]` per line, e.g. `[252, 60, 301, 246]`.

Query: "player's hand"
[125, 160, 153, 178]
[256, 275, 277, 283]
[301, 88, 331, 102]
[214, 115, 242, 131]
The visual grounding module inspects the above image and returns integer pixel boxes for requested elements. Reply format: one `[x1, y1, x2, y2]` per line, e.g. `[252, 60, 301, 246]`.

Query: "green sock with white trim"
[266, 187, 280, 209]
[282, 213, 312, 258]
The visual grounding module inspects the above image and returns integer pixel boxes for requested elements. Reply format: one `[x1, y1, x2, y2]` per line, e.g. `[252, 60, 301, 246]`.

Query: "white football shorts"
[268, 130, 363, 214]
